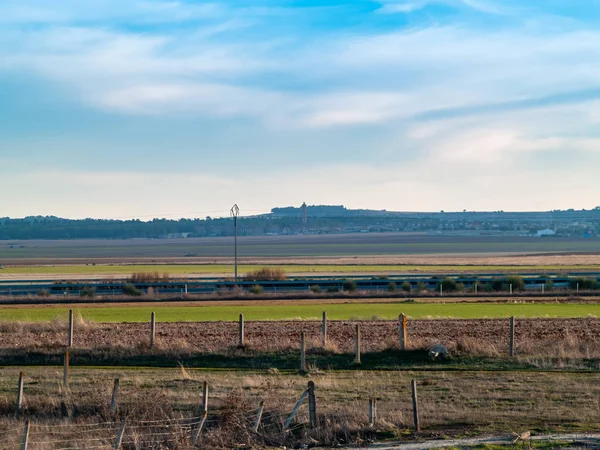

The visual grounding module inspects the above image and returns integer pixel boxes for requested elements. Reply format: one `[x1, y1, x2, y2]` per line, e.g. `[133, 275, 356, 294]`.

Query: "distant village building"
[536, 228, 556, 237]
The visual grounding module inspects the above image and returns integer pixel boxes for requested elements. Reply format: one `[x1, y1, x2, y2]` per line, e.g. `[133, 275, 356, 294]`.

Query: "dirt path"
[354, 433, 600, 449]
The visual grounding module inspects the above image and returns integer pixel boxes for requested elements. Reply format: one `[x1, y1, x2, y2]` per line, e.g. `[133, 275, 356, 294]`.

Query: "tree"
[343, 279, 358, 292]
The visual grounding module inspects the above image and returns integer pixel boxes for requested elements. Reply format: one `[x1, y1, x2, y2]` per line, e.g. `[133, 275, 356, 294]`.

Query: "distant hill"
[0, 206, 599, 240]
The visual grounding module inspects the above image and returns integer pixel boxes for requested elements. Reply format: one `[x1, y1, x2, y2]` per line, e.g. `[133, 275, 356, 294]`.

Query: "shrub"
[123, 283, 142, 296]
[417, 282, 427, 292]
[244, 267, 287, 281]
[342, 279, 357, 292]
[80, 286, 95, 298]
[505, 275, 525, 291]
[437, 277, 460, 293]
[387, 282, 397, 292]
[327, 286, 339, 293]
[38, 289, 50, 298]
[309, 285, 321, 294]
[129, 272, 170, 283]
[401, 281, 411, 292]
[569, 277, 599, 290]
[544, 279, 554, 291]
[489, 276, 525, 292]
[249, 285, 264, 295]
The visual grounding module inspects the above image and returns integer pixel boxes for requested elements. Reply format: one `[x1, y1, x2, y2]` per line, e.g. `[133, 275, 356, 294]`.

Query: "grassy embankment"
[2, 302, 600, 322]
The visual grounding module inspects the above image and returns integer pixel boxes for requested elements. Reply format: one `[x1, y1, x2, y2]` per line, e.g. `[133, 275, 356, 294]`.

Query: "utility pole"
[231, 204, 240, 283]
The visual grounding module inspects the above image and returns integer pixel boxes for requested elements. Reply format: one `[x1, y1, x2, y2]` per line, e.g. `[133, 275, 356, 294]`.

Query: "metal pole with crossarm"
[230, 204, 239, 283]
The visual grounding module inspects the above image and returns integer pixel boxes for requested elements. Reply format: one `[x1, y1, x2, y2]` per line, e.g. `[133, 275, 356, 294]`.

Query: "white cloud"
[377, 0, 517, 15]
[1, 1, 600, 214]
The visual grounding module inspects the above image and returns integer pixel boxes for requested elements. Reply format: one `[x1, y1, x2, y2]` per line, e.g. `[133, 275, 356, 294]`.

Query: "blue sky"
[1, 0, 600, 218]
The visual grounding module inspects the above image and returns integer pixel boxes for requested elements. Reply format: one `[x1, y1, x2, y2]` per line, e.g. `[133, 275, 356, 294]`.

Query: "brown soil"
[2, 318, 599, 357]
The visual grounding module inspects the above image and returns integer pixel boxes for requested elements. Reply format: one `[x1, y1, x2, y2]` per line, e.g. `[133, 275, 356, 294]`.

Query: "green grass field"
[3, 263, 600, 276]
[2, 302, 600, 322]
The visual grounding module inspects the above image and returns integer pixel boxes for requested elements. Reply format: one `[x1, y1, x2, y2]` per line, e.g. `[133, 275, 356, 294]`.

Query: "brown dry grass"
[2, 318, 600, 370]
[1, 367, 599, 448]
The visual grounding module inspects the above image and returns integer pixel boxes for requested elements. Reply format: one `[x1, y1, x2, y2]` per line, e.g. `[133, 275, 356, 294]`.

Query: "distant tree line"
[0, 211, 599, 240]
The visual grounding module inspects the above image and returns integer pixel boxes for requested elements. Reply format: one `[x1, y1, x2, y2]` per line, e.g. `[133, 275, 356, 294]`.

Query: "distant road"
[353, 433, 600, 449]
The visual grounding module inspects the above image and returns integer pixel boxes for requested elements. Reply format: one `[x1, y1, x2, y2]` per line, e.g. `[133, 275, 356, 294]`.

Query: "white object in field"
[428, 344, 448, 361]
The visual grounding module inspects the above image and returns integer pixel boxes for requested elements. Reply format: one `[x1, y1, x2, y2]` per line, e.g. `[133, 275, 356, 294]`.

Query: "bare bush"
[243, 267, 287, 281]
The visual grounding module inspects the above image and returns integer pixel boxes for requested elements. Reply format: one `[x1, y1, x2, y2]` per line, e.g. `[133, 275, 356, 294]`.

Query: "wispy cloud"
[1, 0, 600, 214]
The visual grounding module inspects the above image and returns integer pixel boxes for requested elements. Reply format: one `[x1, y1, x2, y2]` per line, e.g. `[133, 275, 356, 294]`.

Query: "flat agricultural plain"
[2, 233, 600, 264]
[2, 301, 600, 322]
[3, 263, 600, 280]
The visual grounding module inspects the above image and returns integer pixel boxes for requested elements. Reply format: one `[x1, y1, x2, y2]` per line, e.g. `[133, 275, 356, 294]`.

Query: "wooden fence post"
[110, 379, 119, 414]
[202, 381, 209, 413]
[150, 312, 156, 348]
[369, 398, 377, 426]
[509, 316, 515, 357]
[192, 411, 208, 444]
[253, 401, 265, 432]
[354, 324, 361, 364]
[411, 379, 420, 432]
[239, 314, 245, 347]
[63, 351, 69, 391]
[322, 311, 327, 348]
[308, 381, 316, 428]
[399, 313, 407, 351]
[300, 331, 307, 372]
[16, 371, 24, 414]
[21, 420, 30, 450]
[114, 419, 126, 450]
[68, 309, 74, 348]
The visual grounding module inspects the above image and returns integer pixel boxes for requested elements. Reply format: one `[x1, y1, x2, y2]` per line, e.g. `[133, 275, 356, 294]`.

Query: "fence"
[57, 309, 522, 362]
[3, 375, 420, 450]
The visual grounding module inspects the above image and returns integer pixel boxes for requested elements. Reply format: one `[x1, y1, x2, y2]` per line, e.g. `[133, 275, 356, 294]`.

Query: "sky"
[1, 0, 600, 219]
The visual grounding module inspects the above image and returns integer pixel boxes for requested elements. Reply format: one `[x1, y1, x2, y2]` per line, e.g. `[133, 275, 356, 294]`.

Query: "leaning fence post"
[114, 419, 126, 450]
[68, 309, 74, 348]
[110, 379, 120, 414]
[354, 324, 361, 364]
[239, 314, 245, 347]
[300, 331, 307, 373]
[369, 398, 377, 427]
[192, 412, 208, 444]
[63, 351, 69, 391]
[308, 381, 316, 428]
[21, 420, 30, 450]
[284, 389, 309, 429]
[509, 316, 515, 357]
[253, 401, 265, 432]
[150, 312, 156, 348]
[202, 381, 209, 413]
[322, 311, 327, 348]
[399, 313, 407, 351]
[16, 371, 24, 414]
[411, 379, 420, 432]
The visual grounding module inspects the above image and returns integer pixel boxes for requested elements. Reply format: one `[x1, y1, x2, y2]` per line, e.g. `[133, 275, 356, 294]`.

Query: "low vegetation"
[243, 267, 287, 281]
[0, 366, 599, 448]
[128, 272, 170, 283]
